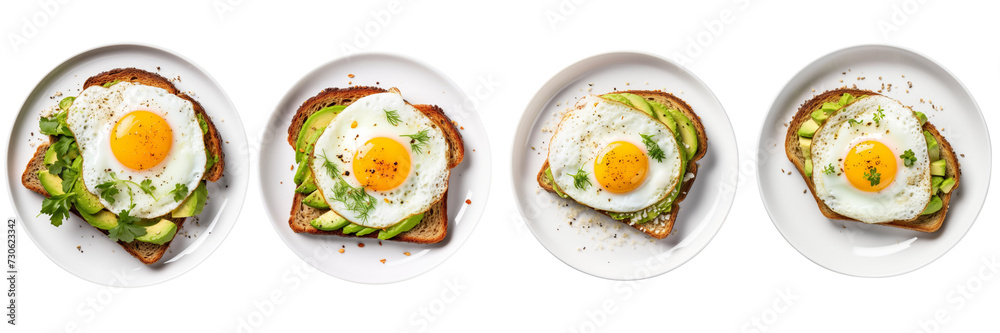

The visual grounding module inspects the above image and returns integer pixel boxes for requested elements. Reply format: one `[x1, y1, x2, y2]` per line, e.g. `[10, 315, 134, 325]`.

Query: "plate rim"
[510, 50, 738, 280]
[257, 51, 492, 284]
[3, 42, 250, 287]
[756, 43, 991, 278]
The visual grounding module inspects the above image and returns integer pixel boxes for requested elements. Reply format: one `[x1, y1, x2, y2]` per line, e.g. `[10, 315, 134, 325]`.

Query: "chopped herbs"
[568, 167, 591, 190]
[402, 129, 431, 154]
[640, 133, 665, 162]
[900, 149, 917, 167]
[865, 167, 881, 187]
[384, 109, 401, 126]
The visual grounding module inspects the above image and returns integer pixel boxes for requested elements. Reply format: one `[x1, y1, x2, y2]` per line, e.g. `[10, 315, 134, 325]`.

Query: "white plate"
[259, 53, 491, 284]
[3, 44, 249, 287]
[758, 44, 990, 277]
[512, 52, 738, 280]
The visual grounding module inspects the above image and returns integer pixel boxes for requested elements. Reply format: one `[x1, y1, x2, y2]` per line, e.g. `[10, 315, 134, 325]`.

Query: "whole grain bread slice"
[536, 90, 708, 239]
[20, 68, 226, 264]
[286, 86, 464, 243]
[784, 88, 961, 232]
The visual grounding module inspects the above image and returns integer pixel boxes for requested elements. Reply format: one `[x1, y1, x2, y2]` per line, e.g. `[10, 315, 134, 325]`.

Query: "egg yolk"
[353, 137, 411, 191]
[594, 141, 648, 193]
[110, 110, 173, 171]
[843, 140, 897, 192]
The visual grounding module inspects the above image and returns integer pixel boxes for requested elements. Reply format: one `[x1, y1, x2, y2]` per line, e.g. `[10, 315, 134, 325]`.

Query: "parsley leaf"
[823, 164, 836, 175]
[169, 183, 189, 202]
[95, 179, 120, 205]
[107, 204, 146, 243]
[39, 112, 73, 136]
[900, 149, 917, 167]
[568, 167, 591, 190]
[39, 192, 75, 226]
[401, 129, 431, 154]
[384, 109, 402, 126]
[864, 167, 881, 187]
[873, 105, 885, 125]
[139, 179, 156, 196]
[640, 133, 666, 162]
[60, 168, 78, 193]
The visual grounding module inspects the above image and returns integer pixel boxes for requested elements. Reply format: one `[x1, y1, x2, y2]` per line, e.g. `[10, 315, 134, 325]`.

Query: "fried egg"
[547, 95, 683, 213]
[310, 90, 449, 229]
[67, 82, 206, 219]
[811, 95, 932, 223]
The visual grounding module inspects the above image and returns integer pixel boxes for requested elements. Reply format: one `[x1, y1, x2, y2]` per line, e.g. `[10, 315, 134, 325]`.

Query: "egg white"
[67, 82, 206, 219]
[310, 91, 449, 229]
[811, 95, 932, 223]
[547, 95, 682, 213]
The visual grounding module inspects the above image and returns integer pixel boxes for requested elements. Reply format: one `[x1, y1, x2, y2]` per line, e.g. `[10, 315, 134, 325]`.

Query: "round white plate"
[758, 44, 990, 277]
[259, 53, 491, 284]
[512, 52, 738, 280]
[4, 44, 249, 287]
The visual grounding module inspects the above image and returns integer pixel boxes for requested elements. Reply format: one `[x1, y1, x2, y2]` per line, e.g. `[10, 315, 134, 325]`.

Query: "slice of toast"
[20, 68, 226, 264]
[537, 90, 708, 239]
[286, 86, 464, 244]
[784, 88, 961, 232]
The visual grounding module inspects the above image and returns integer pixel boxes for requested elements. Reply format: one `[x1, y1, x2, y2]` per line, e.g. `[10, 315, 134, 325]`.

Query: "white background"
[2, 0, 998, 332]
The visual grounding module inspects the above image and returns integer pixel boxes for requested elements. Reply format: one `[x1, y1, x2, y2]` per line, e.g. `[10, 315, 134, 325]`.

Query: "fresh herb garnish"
[900, 149, 917, 167]
[848, 118, 864, 127]
[640, 133, 666, 162]
[568, 167, 591, 190]
[320, 152, 377, 221]
[873, 105, 885, 125]
[47, 136, 77, 176]
[823, 164, 836, 175]
[107, 204, 147, 243]
[102, 79, 121, 88]
[865, 167, 881, 187]
[94, 172, 182, 204]
[384, 109, 401, 126]
[169, 183, 189, 202]
[39, 112, 73, 136]
[39, 192, 75, 226]
[139, 179, 156, 196]
[401, 129, 431, 154]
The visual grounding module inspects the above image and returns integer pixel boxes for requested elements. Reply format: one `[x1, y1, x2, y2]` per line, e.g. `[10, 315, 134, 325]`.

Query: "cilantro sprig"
[401, 129, 431, 154]
[568, 167, 591, 190]
[39, 192, 75, 226]
[321, 151, 377, 221]
[107, 204, 146, 243]
[384, 109, 402, 126]
[900, 149, 916, 167]
[95, 172, 188, 204]
[640, 133, 666, 162]
[864, 167, 881, 187]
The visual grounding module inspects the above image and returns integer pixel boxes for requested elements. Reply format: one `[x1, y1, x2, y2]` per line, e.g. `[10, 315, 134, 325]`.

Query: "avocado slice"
[838, 93, 856, 106]
[924, 131, 940, 161]
[799, 137, 812, 160]
[134, 219, 178, 245]
[59, 96, 75, 111]
[295, 172, 317, 194]
[804, 159, 813, 178]
[602, 94, 632, 106]
[931, 176, 944, 194]
[821, 102, 840, 114]
[544, 168, 568, 199]
[341, 223, 365, 235]
[302, 191, 329, 209]
[668, 109, 699, 159]
[622, 93, 654, 116]
[78, 209, 118, 230]
[378, 213, 424, 240]
[647, 100, 679, 137]
[37, 170, 65, 196]
[44, 145, 58, 166]
[921, 196, 943, 215]
[930, 160, 947, 177]
[293, 161, 311, 186]
[914, 111, 928, 126]
[355, 227, 379, 236]
[798, 119, 820, 138]
[939, 177, 956, 194]
[72, 175, 104, 215]
[295, 105, 345, 163]
[310, 210, 350, 231]
[171, 181, 208, 218]
[811, 109, 829, 124]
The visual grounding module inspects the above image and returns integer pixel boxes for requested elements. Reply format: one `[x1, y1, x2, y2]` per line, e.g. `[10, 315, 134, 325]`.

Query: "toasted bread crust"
[285, 86, 464, 243]
[20, 68, 223, 264]
[536, 90, 708, 239]
[784, 88, 961, 232]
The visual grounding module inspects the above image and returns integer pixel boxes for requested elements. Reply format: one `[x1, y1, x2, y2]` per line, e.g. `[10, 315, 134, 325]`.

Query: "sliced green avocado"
[622, 93, 654, 116]
[602, 93, 632, 106]
[341, 223, 365, 235]
[667, 109, 698, 159]
[647, 100, 679, 137]
[931, 176, 944, 194]
[820, 102, 840, 114]
[44, 145, 58, 166]
[798, 119, 820, 138]
[940, 177, 956, 194]
[295, 172, 317, 194]
[37, 170, 65, 196]
[134, 219, 177, 245]
[914, 111, 928, 126]
[59, 96, 75, 111]
[811, 109, 829, 124]
[799, 137, 812, 160]
[804, 159, 813, 178]
[838, 93, 856, 106]
[924, 130, 940, 161]
[930, 160, 947, 177]
[310, 210, 350, 231]
[293, 161, 311, 186]
[921, 195, 943, 215]
[78, 209, 117, 230]
[295, 105, 345, 163]
[378, 213, 424, 240]
[171, 181, 208, 218]
[302, 190, 329, 209]
[544, 168, 568, 199]
[355, 227, 379, 236]
[72, 174, 104, 215]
